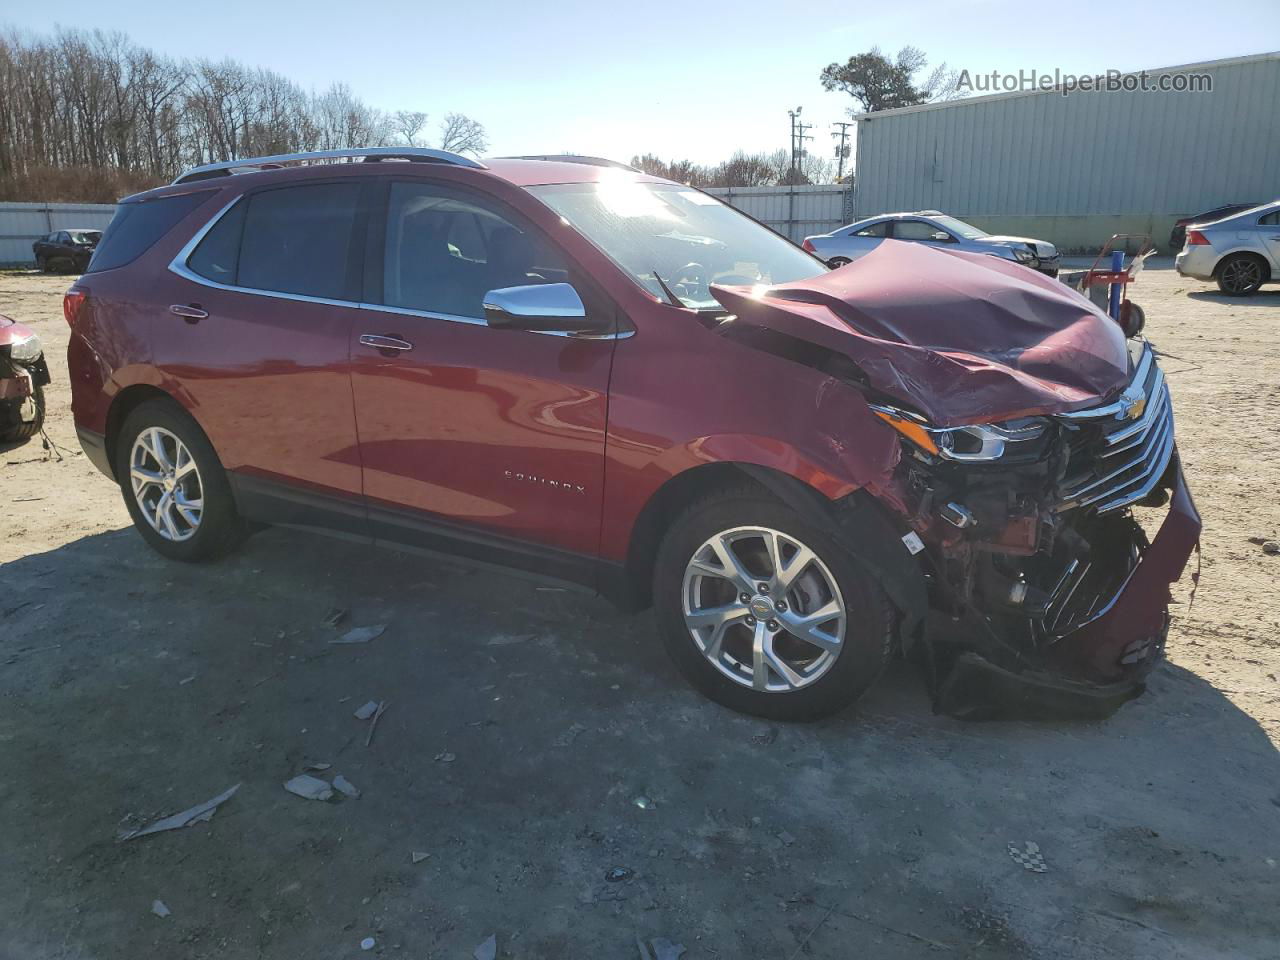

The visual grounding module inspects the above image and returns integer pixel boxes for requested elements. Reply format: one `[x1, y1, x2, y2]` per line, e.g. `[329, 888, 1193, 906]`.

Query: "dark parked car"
[0, 313, 49, 443]
[32, 228, 102, 273]
[66, 148, 1199, 721]
[1169, 203, 1257, 252]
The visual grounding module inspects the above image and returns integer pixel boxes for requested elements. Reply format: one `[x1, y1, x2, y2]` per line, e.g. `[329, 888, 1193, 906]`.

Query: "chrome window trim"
[168, 196, 632, 340]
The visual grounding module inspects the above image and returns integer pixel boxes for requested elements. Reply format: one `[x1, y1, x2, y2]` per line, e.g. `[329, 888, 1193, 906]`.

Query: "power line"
[831, 121, 854, 181]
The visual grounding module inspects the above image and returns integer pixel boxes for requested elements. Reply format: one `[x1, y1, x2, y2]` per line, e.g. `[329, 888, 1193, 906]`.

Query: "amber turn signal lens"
[873, 408, 939, 455]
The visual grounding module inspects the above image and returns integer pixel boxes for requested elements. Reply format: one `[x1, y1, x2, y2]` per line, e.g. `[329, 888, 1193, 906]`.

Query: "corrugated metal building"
[703, 184, 852, 242]
[852, 52, 1280, 252]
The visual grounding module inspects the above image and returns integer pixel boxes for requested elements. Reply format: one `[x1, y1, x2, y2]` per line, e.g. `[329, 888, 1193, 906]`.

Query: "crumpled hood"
[711, 240, 1129, 427]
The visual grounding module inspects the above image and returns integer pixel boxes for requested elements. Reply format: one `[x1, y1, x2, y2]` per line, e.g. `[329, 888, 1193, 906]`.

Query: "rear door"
[349, 178, 615, 578]
[1256, 209, 1280, 269]
[155, 180, 369, 533]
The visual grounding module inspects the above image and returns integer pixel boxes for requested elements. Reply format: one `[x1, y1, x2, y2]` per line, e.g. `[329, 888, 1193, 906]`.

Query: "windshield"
[930, 215, 988, 240]
[69, 231, 102, 244]
[527, 175, 826, 309]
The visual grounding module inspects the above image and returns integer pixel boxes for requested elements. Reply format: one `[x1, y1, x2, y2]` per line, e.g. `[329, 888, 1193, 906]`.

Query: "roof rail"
[172, 147, 487, 184]
[501, 154, 640, 173]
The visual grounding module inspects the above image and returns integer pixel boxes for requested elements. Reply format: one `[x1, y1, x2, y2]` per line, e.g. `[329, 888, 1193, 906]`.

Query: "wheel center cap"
[164, 475, 176, 493]
[749, 595, 775, 619]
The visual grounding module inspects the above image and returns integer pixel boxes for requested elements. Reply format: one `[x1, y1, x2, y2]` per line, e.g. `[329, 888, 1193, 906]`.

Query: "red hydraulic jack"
[1067, 234, 1158, 337]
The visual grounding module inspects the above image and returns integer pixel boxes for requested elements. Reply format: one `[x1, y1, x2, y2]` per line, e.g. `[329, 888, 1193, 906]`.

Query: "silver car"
[1174, 199, 1280, 296]
[803, 211, 1061, 276]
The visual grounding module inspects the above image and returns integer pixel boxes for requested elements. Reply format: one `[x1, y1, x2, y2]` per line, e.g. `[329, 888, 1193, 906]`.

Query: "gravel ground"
[1, 264, 1278, 960]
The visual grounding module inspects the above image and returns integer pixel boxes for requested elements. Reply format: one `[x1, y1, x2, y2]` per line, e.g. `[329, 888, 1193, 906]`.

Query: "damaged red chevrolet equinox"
[66, 149, 1200, 721]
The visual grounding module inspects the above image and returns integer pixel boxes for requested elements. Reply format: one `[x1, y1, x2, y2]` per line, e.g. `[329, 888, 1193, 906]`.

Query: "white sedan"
[1175, 199, 1280, 296]
[803, 212, 1061, 276]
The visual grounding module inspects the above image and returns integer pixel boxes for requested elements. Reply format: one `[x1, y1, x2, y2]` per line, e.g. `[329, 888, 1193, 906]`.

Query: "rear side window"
[851, 222, 888, 238]
[240, 183, 361, 299]
[87, 191, 211, 273]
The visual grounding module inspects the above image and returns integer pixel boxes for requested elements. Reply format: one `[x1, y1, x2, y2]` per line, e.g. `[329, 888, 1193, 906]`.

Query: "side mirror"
[482, 283, 602, 333]
[930, 230, 953, 243]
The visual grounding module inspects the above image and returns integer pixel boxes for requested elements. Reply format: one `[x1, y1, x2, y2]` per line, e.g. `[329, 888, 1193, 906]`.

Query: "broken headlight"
[871, 404, 1049, 462]
[6, 331, 42, 364]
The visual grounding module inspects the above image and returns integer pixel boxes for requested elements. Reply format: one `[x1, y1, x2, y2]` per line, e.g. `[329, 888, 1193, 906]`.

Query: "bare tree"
[0, 26, 490, 201]
[438, 112, 487, 156]
[392, 110, 429, 147]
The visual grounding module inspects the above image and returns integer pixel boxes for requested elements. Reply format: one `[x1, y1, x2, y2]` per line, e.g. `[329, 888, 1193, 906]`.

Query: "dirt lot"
[2, 265, 1278, 960]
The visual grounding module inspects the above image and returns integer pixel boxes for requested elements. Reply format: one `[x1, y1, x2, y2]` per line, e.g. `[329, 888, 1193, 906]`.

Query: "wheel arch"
[1213, 248, 1273, 281]
[611, 460, 921, 627]
[104, 384, 190, 480]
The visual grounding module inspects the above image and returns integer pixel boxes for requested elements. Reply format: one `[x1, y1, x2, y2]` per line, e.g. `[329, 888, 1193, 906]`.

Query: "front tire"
[116, 399, 248, 562]
[0, 383, 45, 443]
[828, 257, 852, 268]
[1216, 254, 1267, 296]
[653, 487, 894, 721]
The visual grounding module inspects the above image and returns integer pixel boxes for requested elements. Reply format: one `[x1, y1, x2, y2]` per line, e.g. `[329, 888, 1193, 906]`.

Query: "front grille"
[1056, 344, 1175, 515]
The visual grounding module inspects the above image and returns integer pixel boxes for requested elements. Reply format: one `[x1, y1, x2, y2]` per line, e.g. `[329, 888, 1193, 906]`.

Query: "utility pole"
[787, 107, 803, 240]
[832, 121, 853, 182]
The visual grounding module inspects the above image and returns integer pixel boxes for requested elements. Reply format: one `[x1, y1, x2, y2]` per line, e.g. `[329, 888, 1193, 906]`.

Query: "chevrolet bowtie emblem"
[1117, 385, 1146, 421]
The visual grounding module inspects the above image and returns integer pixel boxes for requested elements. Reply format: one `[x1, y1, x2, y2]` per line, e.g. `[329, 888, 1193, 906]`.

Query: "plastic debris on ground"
[412, 851, 429, 863]
[118, 783, 241, 841]
[332, 624, 386, 645]
[360, 936, 376, 951]
[283, 775, 333, 801]
[151, 900, 171, 918]
[365, 701, 388, 746]
[636, 936, 685, 960]
[353, 700, 380, 720]
[322, 607, 348, 627]
[434, 751, 456, 763]
[473, 933, 497, 960]
[332, 774, 360, 799]
[1007, 840, 1049, 872]
[632, 795, 653, 810]
[605, 867, 633, 882]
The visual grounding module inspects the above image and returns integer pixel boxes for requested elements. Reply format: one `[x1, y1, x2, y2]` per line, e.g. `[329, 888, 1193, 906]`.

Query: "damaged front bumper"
[927, 459, 1199, 719]
[884, 341, 1201, 720]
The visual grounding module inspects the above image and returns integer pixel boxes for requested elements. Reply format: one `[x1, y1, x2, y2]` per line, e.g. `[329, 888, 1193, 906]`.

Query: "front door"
[350, 180, 616, 579]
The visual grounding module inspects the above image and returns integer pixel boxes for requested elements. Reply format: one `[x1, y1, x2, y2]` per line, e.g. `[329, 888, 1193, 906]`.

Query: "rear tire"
[653, 487, 894, 721]
[0, 384, 44, 443]
[1216, 254, 1267, 296]
[116, 398, 248, 562]
[828, 257, 852, 268]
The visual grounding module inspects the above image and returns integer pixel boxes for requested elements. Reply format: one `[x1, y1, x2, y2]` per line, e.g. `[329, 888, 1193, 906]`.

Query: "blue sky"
[6, 0, 1277, 164]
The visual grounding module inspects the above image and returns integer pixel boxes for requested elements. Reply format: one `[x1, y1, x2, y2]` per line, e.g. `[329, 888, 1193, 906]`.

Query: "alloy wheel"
[681, 526, 846, 692]
[1221, 257, 1262, 294]
[129, 426, 203, 542]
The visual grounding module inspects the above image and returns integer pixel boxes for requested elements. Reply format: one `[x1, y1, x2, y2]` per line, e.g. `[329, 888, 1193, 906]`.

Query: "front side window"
[894, 219, 950, 242]
[380, 182, 568, 318]
[527, 174, 824, 310]
[929, 215, 988, 240]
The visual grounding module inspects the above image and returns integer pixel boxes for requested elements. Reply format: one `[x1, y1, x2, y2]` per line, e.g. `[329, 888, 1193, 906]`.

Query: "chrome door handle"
[169, 303, 208, 321]
[359, 334, 413, 352]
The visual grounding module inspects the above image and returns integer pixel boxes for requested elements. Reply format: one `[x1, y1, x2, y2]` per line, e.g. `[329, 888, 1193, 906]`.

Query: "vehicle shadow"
[1187, 289, 1280, 306]
[2, 524, 1278, 960]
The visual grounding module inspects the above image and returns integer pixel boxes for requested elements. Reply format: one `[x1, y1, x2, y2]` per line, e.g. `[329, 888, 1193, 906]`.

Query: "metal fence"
[704, 184, 853, 242]
[0, 202, 117, 266]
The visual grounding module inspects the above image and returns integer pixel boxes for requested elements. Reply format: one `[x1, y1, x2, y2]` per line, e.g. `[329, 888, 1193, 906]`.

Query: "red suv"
[67, 148, 1200, 721]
